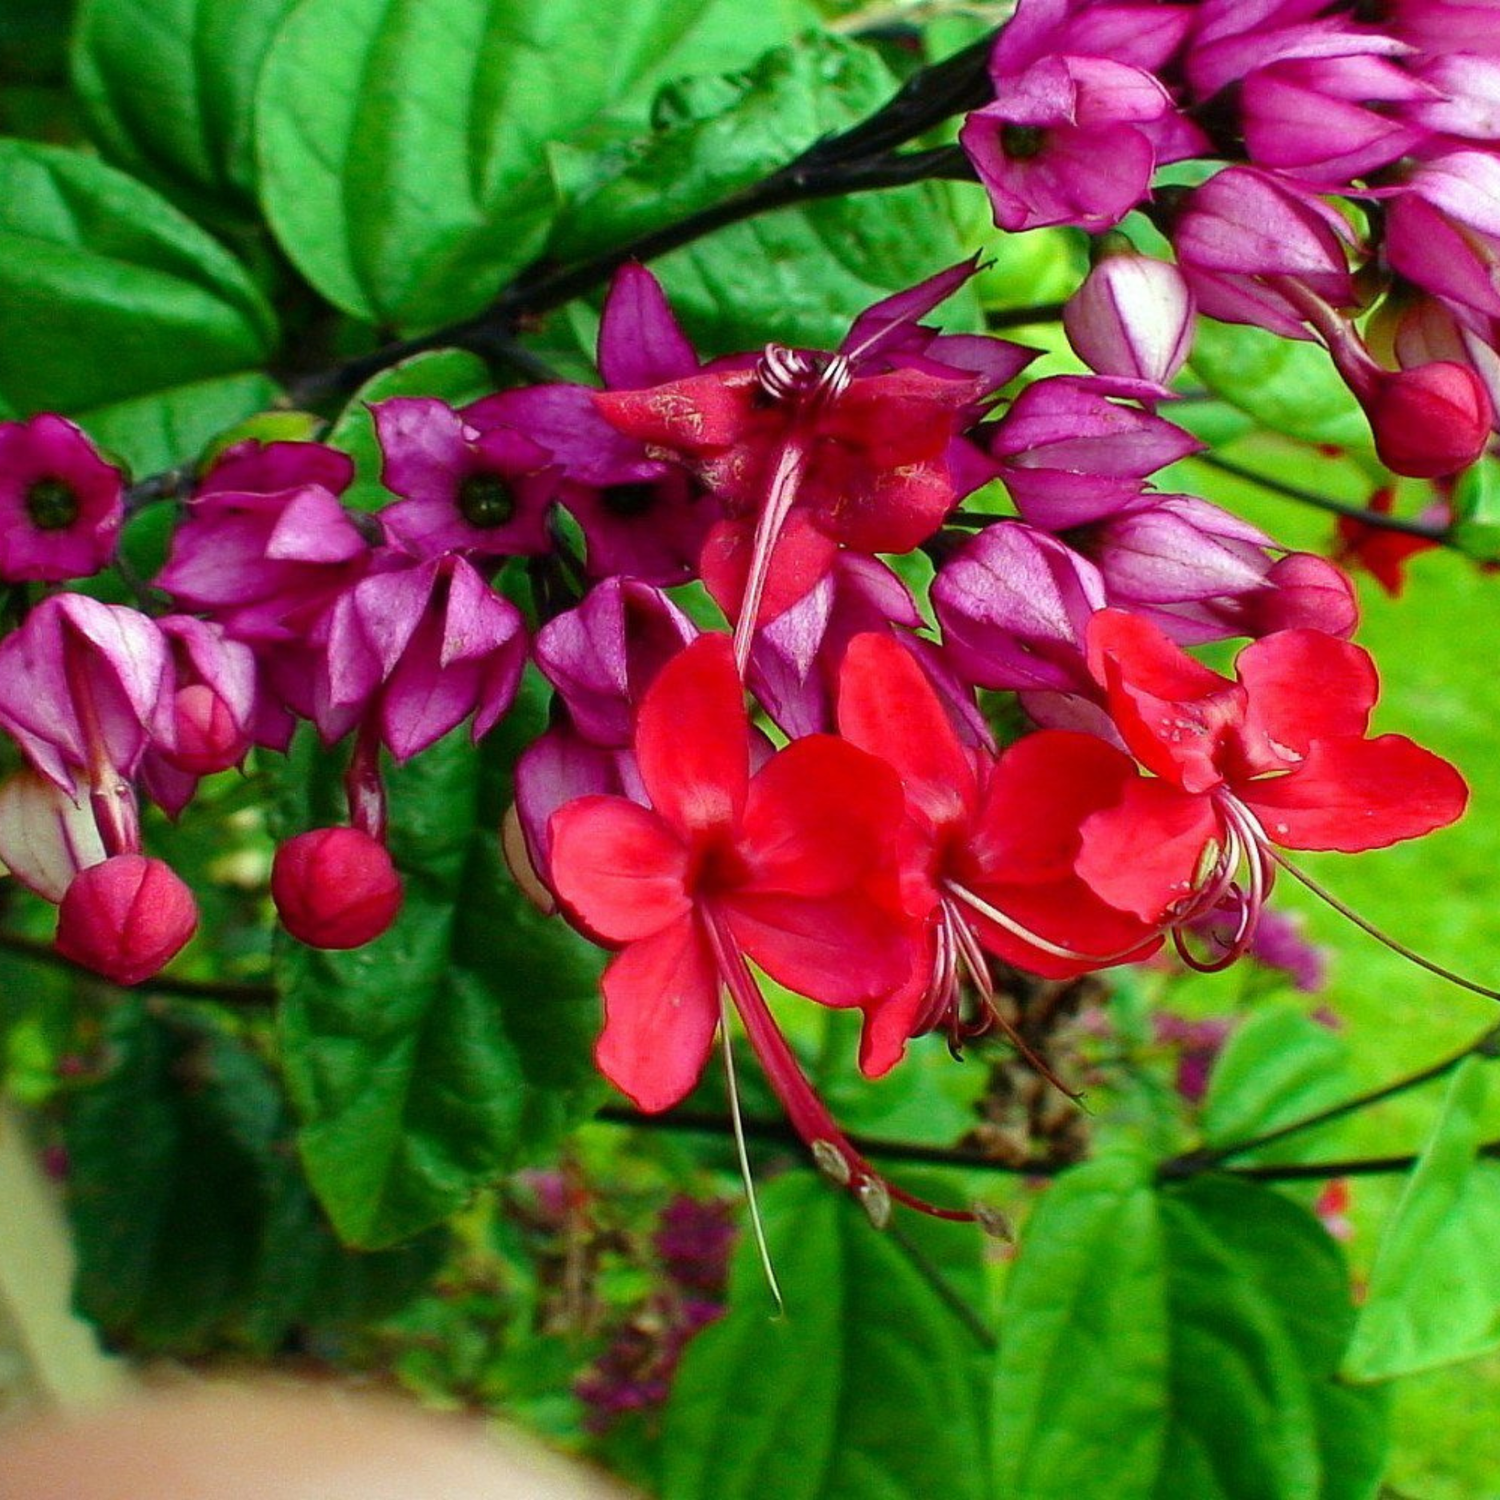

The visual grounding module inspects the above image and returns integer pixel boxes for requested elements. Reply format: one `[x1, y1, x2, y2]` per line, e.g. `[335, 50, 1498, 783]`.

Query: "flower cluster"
[962, 0, 1500, 477]
[0, 0, 1486, 1226]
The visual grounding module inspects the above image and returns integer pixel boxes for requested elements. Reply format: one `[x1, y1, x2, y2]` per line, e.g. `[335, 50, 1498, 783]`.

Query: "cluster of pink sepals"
[0, 0, 1489, 1226]
[962, 0, 1500, 478]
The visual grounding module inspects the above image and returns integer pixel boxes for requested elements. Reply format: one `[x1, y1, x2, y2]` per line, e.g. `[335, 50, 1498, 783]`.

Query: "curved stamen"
[942, 897, 1084, 1101]
[1173, 795, 1277, 971]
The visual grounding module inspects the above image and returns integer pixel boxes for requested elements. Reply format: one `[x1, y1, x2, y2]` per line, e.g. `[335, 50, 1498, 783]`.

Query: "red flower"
[1333, 486, 1442, 597]
[836, 633, 1162, 1075]
[595, 356, 979, 672]
[1076, 610, 1468, 959]
[548, 635, 912, 1114]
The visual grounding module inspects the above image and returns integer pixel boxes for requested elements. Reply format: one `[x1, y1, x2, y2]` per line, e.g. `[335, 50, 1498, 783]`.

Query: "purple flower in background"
[373, 397, 560, 560]
[0, 414, 123, 583]
[748, 553, 988, 742]
[516, 580, 697, 880]
[533, 578, 698, 747]
[1172, 168, 1358, 341]
[962, 56, 1197, 234]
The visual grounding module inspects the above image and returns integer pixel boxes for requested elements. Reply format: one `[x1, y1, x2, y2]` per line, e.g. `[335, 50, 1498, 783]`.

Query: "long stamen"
[718, 989, 784, 1314]
[702, 909, 977, 1225]
[943, 880, 1151, 966]
[731, 435, 809, 678]
[944, 899, 1084, 1102]
[1265, 846, 1500, 1003]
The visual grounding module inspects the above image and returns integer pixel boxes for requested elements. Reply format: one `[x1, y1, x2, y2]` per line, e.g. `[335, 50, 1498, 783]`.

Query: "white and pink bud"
[1064, 249, 1195, 388]
[0, 768, 107, 903]
[271, 827, 403, 950]
[55, 854, 198, 986]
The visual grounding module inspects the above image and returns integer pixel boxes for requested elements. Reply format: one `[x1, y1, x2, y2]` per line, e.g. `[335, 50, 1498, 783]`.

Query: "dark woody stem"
[1188, 451, 1454, 546]
[1159, 1018, 1500, 1178]
[274, 26, 995, 409]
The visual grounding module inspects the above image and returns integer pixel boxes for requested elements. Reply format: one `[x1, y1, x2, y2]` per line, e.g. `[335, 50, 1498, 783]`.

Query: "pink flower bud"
[55, 854, 198, 986]
[272, 827, 403, 949]
[1064, 253, 1195, 387]
[168, 683, 245, 774]
[1366, 361, 1493, 478]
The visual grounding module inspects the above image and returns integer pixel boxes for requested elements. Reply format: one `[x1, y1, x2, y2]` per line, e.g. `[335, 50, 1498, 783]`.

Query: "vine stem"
[592, 1101, 1481, 1185]
[1157, 1019, 1500, 1179]
[120, 31, 996, 511]
[1188, 451, 1454, 546]
[0, 928, 276, 1006]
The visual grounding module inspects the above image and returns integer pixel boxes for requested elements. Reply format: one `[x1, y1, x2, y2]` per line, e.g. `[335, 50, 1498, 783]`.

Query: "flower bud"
[0, 767, 107, 902]
[1366, 361, 1493, 478]
[55, 854, 198, 986]
[1064, 253, 1195, 387]
[272, 827, 403, 949]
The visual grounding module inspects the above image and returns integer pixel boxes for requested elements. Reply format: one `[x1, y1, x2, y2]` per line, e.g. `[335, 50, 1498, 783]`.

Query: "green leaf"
[995, 1167, 1387, 1499]
[255, 0, 818, 331]
[72, 0, 297, 223]
[1344, 1058, 1500, 1382]
[664, 1173, 991, 1500]
[547, 34, 893, 264]
[326, 348, 494, 513]
[276, 694, 605, 1248]
[1200, 1003, 1353, 1166]
[1449, 455, 1500, 562]
[77, 370, 282, 474]
[0, 139, 277, 420]
[1156, 1179, 1388, 1500]
[993, 1153, 1170, 1500]
[654, 181, 979, 359]
[1188, 319, 1372, 453]
[66, 999, 444, 1354]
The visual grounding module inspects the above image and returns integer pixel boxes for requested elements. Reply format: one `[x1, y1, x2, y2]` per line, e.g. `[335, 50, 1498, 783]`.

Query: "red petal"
[725, 889, 915, 1005]
[596, 919, 721, 1113]
[809, 456, 958, 555]
[1076, 777, 1221, 921]
[635, 635, 748, 835]
[836, 633, 977, 831]
[1240, 734, 1469, 852]
[856, 929, 938, 1077]
[592, 370, 762, 454]
[549, 796, 690, 941]
[1234, 630, 1377, 771]
[966, 730, 1137, 885]
[1087, 609, 1245, 794]
[739, 734, 906, 896]
[823, 369, 974, 468]
[699, 512, 839, 628]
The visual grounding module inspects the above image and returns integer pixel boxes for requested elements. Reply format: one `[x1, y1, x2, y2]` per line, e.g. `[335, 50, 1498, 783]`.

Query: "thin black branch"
[1189, 451, 1454, 545]
[1159, 1020, 1500, 1179]
[285, 139, 980, 408]
[0, 927, 277, 1006]
[985, 300, 1066, 330]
